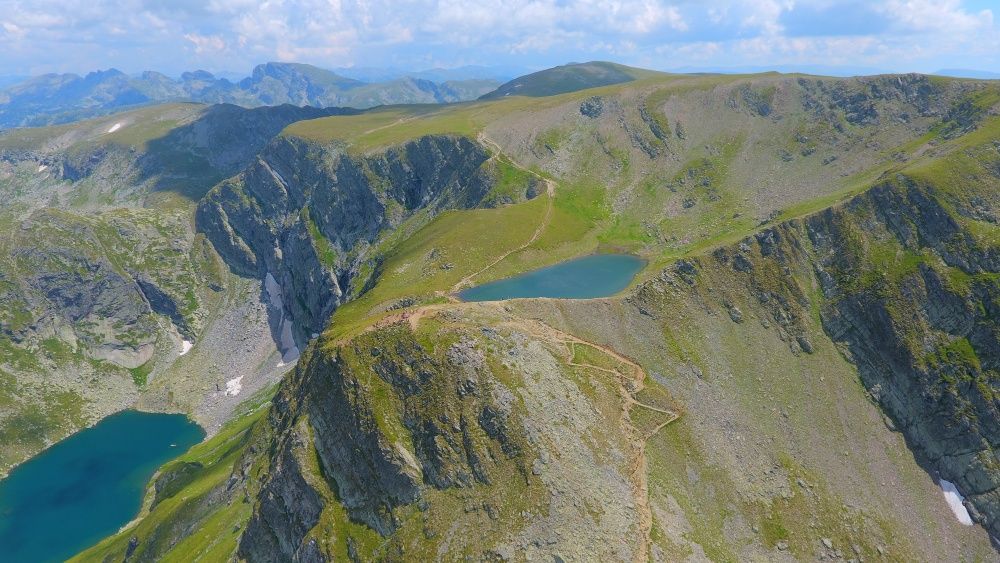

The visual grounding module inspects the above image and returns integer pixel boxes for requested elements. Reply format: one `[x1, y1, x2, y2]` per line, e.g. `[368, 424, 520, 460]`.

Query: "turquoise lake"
[0, 410, 204, 562]
[459, 253, 645, 301]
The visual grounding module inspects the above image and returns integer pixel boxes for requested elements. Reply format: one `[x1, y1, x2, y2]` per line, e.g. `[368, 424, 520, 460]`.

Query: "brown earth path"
[367, 300, 680, 562]
[349, 133, 676, 559]
[450, 134, 557, 293]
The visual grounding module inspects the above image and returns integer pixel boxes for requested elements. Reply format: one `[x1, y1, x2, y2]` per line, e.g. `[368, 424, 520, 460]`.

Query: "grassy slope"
[478, 61, 655, 99]
[296, 72, 999, 333]
[0, 103, 207, 151]
[72, 384, 276, 562]
[70, 71, 1000, 558]
[517, 290, 994, 560]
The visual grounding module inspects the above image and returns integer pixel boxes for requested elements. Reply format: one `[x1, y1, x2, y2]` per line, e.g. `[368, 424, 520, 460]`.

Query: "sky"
[1, 0, 998, 78]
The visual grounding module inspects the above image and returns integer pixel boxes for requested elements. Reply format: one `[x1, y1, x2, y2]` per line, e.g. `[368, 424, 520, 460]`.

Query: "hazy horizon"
[2, 1, 998, 79]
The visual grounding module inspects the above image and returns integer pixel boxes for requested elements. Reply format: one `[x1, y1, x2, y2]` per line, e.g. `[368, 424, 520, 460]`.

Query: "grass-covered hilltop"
[2, 61, 1000, 560]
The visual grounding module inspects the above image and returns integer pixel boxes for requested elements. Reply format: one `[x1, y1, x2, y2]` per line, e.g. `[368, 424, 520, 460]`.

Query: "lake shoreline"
[459, 253, 646, 302]
[0, 410, 204, 562]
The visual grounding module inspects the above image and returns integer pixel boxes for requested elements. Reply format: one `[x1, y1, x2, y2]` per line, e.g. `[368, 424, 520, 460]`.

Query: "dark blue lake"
[0, 410, 204, 562]
[459, 253, 645, 301]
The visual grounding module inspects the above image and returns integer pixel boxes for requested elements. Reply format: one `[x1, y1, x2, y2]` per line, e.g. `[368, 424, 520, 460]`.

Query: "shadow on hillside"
[138, 103, 357, 201]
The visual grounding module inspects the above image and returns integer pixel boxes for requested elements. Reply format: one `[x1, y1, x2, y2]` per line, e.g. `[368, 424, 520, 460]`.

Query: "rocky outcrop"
[10, 213, 157, 367]
[236, 428, 325, 562]
[134, 273, 190, 339]
[197, 134, 506, 346]
[631, 174, 1000, 541]
[237, 325, 532, 561]
[806, 179, 1000, 539]
[796, 74, 981, 130]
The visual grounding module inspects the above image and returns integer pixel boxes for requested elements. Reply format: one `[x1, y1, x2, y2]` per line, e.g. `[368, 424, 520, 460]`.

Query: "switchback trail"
[369, 301, 680, 562]
[450, 135, 556, 293]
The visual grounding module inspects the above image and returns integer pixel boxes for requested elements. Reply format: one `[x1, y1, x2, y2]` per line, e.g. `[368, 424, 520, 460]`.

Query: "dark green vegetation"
[0, 410, 202, 562]
[1, 63, 1000, 561]
[0, 62, 501, 129]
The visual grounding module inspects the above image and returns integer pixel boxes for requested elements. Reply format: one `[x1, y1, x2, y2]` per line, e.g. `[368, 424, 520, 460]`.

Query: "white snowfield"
[179, 339, 193, 356]
[37, 164, 47, 172]
[107, 122, 121, 133]
[940, 478, 974, 525]
[225, 375, 244, 397]
[265, 272, 301, 365]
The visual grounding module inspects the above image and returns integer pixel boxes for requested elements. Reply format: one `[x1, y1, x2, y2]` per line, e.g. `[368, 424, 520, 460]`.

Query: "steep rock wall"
[196, 135, 499, 347]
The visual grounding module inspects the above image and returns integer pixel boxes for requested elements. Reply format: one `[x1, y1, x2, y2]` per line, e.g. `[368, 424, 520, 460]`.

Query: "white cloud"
[0, 1, 997, 76]
[883, 0, 992, 34]
[613, 1, 687, 33]
[184, 33, 226, 54]
[1, 21, 26, 40]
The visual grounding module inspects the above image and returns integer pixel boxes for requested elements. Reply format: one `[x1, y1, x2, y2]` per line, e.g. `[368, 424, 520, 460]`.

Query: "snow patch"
[264, 272, 300, 364]
[36, 164, 47, 172]
[940, 478, 974, 525]
[179, 339, 193, 356]
[107, 122, 121, 133]
[278, 318, 299, 362]
[225, 375, 244, 397]
[264, 272, 284, 310]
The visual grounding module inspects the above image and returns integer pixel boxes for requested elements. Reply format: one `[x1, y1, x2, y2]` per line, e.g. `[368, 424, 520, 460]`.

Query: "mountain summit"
[479, 61, 650, 99]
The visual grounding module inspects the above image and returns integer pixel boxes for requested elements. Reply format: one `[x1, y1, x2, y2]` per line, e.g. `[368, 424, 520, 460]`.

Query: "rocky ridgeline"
[0, 104, 353, 471]
[630, 172, 1000, 541]
[0, 62, 498, 129]
[227, 317, 646, 561]
[809, 179, 1000, 539]
[197, 134, 522, 348]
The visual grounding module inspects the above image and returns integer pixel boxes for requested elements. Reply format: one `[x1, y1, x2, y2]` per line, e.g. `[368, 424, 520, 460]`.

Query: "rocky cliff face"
[807, 178, 1000, 539]
[197, 134, 512, 351]
[623, 171, 1000, 544]
[0, 104, 347, 473]
[230, 312, 653, 562]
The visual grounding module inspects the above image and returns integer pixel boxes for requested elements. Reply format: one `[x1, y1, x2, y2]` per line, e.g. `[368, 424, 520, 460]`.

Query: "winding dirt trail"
[357, 127, 675, 555]
[373, 301, 678, 561]
[450, 135, 557, 293]
[503, 316, 679, 563]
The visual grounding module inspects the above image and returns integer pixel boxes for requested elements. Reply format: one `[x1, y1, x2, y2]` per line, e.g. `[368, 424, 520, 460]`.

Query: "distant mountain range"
[0, 76, 27, 89]
[0, 62, 505, 129]
[332, 64, 529, 84]
[934, 68, 1000, 80]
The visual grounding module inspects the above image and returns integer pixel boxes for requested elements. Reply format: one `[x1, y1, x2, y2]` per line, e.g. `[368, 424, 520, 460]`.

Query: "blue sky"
[1, 0, 998, 77]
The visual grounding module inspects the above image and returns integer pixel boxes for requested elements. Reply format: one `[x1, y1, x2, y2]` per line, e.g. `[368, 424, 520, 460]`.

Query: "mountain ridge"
[0, 62, 501, 129]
